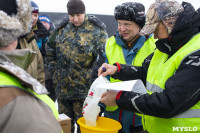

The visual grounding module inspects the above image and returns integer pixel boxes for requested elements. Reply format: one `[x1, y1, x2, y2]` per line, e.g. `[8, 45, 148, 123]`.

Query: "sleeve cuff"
[113, 62, 121, 72]
[116, 91, 123, 100]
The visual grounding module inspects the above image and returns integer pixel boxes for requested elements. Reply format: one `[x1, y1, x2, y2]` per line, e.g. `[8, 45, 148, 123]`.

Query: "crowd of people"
[0, 0, 200, 133]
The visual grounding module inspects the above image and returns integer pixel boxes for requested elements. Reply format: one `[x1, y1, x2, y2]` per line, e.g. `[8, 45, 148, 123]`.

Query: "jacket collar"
[115, 31, 146, 52]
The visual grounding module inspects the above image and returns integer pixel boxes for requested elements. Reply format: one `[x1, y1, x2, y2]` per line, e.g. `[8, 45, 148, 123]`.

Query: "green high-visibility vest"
[105, 36, 156, 111]
[0, 71, 59, 119]
[145, 34, 200, 132]
[106, 36, 156, 83]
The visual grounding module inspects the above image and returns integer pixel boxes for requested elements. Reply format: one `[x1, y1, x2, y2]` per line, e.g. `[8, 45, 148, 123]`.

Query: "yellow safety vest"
[0, 71, 59, 119]
[105, 36, 156, 111]
[145, 34, 200, 132]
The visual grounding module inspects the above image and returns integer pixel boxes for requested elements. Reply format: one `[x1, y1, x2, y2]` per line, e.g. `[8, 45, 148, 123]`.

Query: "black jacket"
[114, 2, 200, 118]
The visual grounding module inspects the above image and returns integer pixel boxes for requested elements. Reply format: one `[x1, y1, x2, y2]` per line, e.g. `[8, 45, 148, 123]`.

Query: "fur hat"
[0, 0, 32, 47]
[114, 2, 145, 28]
[67, 0, 85, 15]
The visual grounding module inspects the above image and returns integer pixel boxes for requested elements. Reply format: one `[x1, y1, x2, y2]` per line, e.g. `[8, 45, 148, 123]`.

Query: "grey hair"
[0, 28, 19, 47]
[0, 0, 32, 47]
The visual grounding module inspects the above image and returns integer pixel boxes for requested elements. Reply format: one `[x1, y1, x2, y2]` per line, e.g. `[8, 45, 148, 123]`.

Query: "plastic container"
[77, 117, 122, 133]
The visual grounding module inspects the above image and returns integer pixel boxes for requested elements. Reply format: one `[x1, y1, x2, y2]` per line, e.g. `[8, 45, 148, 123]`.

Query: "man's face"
[32, 13, 39, 27]
[153, 21, 168, 40]
[117, 20, 141, 42]
[69, 14, 85, 27]
[41, 21, 50, 30]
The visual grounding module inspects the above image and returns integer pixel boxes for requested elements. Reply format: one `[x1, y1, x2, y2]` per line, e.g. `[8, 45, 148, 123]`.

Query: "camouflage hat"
[140, 0, 184, 36]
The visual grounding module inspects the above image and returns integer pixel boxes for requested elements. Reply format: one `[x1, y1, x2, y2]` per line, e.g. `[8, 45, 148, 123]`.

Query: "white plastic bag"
[82, 75, 109, 126]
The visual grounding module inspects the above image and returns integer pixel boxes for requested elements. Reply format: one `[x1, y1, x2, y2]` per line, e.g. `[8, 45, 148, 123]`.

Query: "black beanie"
[114, 2, 145, 28]
[67, 0, 85, 15]
[0, 0, 17, 16]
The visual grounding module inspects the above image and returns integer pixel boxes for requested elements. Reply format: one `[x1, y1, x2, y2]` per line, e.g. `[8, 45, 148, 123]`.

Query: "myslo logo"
[173, 127, 198, 132]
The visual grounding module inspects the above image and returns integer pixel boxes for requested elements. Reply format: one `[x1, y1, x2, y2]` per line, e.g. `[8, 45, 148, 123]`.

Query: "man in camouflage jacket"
[46, 0, 108, 132]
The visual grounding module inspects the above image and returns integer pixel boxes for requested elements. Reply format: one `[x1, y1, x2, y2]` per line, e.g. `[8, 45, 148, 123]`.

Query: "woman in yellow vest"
[98, 0, 200, 133]
[92, 2, 155, 133]
[0, 0, 61, 132]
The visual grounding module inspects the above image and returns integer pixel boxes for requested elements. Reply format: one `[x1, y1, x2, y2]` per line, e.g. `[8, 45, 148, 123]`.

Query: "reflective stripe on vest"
[0, 71, 59, 119]
[146, 81, 163, 92]
[145, 34, 200, 132]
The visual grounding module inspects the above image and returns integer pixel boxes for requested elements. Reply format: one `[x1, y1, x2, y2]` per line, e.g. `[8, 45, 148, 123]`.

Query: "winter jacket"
[91, 32, 156, 82]
[33, 20, 50, 57]
[0, 50, 61, 133]
[19, 30, 45, 85]
[46, 14, 108, 99]
[33, 20, 57, 101]
[92, 31, 155, 133]
[112, 2, 200, 132]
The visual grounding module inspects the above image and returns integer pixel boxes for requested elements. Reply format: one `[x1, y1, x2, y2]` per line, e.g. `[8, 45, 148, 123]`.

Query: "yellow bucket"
[77, 117, 122, 133]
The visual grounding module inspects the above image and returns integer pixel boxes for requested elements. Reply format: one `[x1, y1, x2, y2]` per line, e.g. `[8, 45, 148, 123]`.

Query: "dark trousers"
[58, 97, 84, 133]
[45, 79, 57, 102]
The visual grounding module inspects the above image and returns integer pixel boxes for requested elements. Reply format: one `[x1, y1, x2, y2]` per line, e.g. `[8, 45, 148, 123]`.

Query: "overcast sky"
[33, 0, 200, 15]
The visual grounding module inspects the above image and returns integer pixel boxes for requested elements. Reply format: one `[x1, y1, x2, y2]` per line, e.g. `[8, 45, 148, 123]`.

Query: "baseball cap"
[140, 0, 184, 36]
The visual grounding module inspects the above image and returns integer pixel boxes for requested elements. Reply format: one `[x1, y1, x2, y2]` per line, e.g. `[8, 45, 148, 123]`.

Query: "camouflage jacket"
[19, 30, 45, 85]
[46, 15, 108, 99]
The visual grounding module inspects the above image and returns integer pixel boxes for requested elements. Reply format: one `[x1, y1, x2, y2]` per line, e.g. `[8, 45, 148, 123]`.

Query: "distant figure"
[31, 1, 50, 56]
[0, 0, 62, 133]
[39, 14, 55, 31]
[39, 14, 52, 30]
[46, 0, 108, 132]
[92, 2, 155, 133]
[39, 14, 57, 101]
[17, 1, 45, 85]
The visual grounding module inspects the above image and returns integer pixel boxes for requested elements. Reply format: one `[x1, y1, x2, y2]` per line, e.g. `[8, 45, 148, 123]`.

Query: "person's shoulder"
[19, 30, 37, 44]
[182, 50, 200, 67]
[55, 17, 69, 31]
[88, 15, 106, 30]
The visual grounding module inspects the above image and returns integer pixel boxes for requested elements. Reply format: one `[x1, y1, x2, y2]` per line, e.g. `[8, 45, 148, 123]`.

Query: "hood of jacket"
[0, 49, 36, 70]
[171, 2, 200, 46]
[156, 2, 200, 56]
[0, 49, 47, 94]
